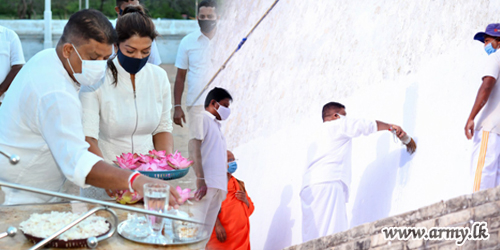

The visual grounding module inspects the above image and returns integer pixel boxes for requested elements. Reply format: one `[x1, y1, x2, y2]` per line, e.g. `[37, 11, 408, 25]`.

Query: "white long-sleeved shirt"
[301, 116, 377, 198]
[79, 57, 173, 162]
[0, 49, 102, 205]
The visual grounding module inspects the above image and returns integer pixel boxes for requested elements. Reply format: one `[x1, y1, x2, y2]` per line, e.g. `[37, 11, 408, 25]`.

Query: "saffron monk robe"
[206, 150, 254, 250]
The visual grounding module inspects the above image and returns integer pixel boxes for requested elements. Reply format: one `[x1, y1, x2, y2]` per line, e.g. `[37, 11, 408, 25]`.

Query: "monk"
[206, 150, 254, 250]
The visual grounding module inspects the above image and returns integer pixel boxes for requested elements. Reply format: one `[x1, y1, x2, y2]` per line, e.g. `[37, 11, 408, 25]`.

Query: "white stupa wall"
[208, 0, 500, 249]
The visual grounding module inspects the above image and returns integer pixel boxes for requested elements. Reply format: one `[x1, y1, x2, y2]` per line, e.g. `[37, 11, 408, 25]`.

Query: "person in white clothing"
[0, 9, 179, 206]
[0, 25, 25, 105]
[110, 0, 162, 66]
[465, 23, 500, 192]
[79, 5, 174, 200]
[190, 87, 232, 246]
[173, 0, 219, 140]
[301, 102, 408, 242]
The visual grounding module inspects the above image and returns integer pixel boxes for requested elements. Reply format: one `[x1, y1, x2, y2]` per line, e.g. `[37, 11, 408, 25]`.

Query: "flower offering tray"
[117, 219, 207, 246]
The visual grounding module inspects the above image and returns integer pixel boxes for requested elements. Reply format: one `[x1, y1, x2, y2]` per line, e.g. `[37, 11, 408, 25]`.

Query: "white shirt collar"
[51, 49, 80, 91]
[196, 29, 211, 41]
[204, 110, 221, 123]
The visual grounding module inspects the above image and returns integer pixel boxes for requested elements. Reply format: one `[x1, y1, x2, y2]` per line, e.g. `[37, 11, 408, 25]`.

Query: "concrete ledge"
[285, 186, 500, 250]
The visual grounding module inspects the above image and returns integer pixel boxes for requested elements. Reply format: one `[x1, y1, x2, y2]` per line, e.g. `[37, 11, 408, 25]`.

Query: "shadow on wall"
[263, 185, 295, 250]
[397, 83, 418, 190]
[350, 84, 418, 227]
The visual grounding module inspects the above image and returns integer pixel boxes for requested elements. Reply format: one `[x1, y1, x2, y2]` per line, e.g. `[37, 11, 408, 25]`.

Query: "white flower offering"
[19, 211, 109, 241]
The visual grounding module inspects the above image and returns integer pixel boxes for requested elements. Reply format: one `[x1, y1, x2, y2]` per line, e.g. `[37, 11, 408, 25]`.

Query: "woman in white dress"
[79, 6, 174, 199]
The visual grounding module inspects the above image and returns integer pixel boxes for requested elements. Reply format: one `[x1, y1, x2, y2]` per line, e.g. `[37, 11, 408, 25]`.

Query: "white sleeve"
[175, 37, 189, 70]
[8, 29, 25, 66]
[153, 71, 174, 135]
[148, 39, 162, 66]
[341, 117, 378, 138]
[79, 84, 101, 140]
[36, 91, 102, 188]
[483, 53, 500, 80]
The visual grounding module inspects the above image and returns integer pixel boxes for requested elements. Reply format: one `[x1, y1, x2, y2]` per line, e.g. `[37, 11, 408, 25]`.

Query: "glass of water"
[143, 183, 170, 244]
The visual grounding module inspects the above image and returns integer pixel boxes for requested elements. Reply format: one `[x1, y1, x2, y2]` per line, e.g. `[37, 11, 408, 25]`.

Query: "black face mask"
[117, 49, 149, 75]
[198, 20, 217, 33]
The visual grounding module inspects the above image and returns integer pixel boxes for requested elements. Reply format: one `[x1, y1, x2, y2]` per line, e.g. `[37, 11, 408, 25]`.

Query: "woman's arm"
[85, 136, 104, 158]
[153, 132, 174, 155]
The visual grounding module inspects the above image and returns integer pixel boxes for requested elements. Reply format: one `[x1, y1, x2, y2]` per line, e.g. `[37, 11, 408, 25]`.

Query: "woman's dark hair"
[108, 4, 158, 85]
[204, 87, 233, 108]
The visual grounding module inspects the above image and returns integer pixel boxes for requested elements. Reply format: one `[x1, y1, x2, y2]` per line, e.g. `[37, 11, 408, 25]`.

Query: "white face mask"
[67, 44, 107, 86]
[216, 102, 231, 120]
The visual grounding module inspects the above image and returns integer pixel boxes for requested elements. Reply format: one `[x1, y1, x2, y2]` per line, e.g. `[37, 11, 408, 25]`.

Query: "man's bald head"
[227, 150, 235, 163]
[58, 9, 117, 47]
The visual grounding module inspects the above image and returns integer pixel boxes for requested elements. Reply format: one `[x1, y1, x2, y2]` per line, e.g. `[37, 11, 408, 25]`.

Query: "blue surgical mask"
[228, 161, 237, 174]
[117, 49, 149, 75]
[485, 43, 497, 55]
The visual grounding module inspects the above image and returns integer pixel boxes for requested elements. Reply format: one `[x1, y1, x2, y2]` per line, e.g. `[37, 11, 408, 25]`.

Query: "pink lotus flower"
[139, 163, 159, 171]
[149, 150, 167, 159]
[167, 151, 193, 169]
[176, 186, 193, 204]
[114, 153, 141, 170]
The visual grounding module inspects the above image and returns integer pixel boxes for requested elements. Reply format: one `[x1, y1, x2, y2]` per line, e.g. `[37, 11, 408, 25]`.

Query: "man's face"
[324, 108, 346, 122]
[485, 37, 500, 49]
[116, 0, 140, 16]
[208, 97, 231, 120]
[198, 6, 217, 21]
[64, 39, 112, 74]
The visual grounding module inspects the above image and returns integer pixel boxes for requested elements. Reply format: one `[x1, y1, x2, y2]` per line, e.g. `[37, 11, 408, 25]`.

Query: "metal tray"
[117, 220, 207, 246]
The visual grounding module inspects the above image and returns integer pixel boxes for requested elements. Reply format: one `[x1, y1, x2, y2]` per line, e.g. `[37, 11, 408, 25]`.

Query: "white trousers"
[191, 188, 227, 245]
[471, 130, 500, 192]
[300, 181, 348, 242]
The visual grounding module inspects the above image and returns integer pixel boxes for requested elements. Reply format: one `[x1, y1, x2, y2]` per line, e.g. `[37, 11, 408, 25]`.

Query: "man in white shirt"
[190, 87, 232, 245]
[301, 102, 408, 242]
[111, 0, 162, 65]
[465, 23, 500, 192]
[173, 0, 218, 140]
[0, 25, 25, 105]
[0, 9, 179, 206]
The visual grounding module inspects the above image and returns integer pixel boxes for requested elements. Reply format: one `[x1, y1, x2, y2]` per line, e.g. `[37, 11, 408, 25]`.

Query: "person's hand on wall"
[195, 178, 207, 200]
[173, 107, 186, 127]
[389, 124, 407, 139]
[235, 190, 249, 208]
[215, 218, 226, 242]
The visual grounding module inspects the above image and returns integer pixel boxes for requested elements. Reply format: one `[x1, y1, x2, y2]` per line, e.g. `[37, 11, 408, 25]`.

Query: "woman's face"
[118, 35, 153, 59]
